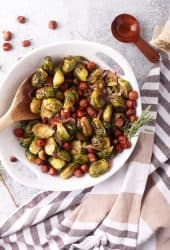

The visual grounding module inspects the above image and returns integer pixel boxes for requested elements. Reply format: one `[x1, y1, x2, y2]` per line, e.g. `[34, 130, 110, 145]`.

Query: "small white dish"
[0, 40, 141, 191]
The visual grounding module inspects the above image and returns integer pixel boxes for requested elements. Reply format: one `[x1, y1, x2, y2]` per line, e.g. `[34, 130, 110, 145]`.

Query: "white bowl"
[0, 41, 141, 191]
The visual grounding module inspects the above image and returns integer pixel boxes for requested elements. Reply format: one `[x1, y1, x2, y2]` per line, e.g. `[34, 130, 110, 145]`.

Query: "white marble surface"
[0, 0, 169, 224]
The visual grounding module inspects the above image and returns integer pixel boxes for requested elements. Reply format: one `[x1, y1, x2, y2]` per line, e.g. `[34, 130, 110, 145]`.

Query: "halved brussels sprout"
[92, 118, 106, 136]
[63, 88, 78, 111]
[105, 70, 117, 86]
[41, 56, 54, 74]
[25, 151, 36, 162]
[53, 68, 64, 88]
[60, 162, 76, 179]
[97, 146, 114, 159]
[38, 150, 46, 160]
[44, 137, 57, 155]
[74, 64, 88, 81]
[118, 78, 132, 98]
[80, 117, 93, 137]
[31, 68, 48, 88]
[65, 122, 77, 136]
[55, 122, 71, 141]
[73, 154, 88, 164]
[103, 104, 112, 123]
[89, 159, 109, 177]
[111, 96, 126, 108]
[62, 57, 77, 73]
[71, 140, 82, 155]
[57, 150, 72, 162]
[36, 86, 55, 99]
[91, 136, 110, 150]
[20, 137, 32, 148]
[32, 123, 54, 138]
[49, 157, 65, 170]
[29, 139, 41, 155]
[88, 68, 103, 83]
[30, 98, 42, 114]
[41, 98, 63, 114]
[90, 88, 105, 109]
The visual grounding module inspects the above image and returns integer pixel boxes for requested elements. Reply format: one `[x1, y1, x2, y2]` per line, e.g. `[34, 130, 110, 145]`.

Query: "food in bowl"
[14, 55, 139, 179]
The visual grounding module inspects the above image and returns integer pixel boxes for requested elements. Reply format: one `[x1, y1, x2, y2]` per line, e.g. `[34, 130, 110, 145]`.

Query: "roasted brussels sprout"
[30, 98, 42, 114]
[36, 86, 55, 99]
[62, 57, 77, 73]
[41, 56, 54, 74]
[56, 122, 71, 141]
[44, 137, 57, 155]
[32, 123, 54, 138]
[89, 159, 109, 177]
[111, 96, 126, 108]
[20, 137, 32, 148]
[74, 64, 88, 81]
[103, 104, 112, 123]
[88, 68, 103, 83]
[31, 68, 48, 88]
[118, 78, 132, 98]
[91, 136, 110, 150]
[71, 140, 82, 155]
[57, 150, 72, 162]
[97, 146, 114, 159]
[41, 98, 63, 114]
[90, 88, 105, 109]
[63, 88, 78, 111]
[53, 68, 64, 88]
[80, 117, 93, 137]
[73, 154, 88, 164]
[25, 151, 36, 162]
[105, 70, 117, 86]
[65, 122, 77, 136]
[60, 162, 76, 179]
[29, 139, 41, 155]
[49, 157, 65, 170]
[92, 118, 106, 136]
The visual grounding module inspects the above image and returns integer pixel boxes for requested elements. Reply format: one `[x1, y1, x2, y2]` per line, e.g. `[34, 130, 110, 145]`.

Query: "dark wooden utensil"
[111, 14, 160, 63]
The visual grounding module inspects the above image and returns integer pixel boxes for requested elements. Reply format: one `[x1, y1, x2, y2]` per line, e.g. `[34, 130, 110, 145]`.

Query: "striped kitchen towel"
[0, 52, 169, 250]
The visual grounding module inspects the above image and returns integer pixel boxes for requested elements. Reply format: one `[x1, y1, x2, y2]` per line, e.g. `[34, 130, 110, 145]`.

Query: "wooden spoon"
[0, 78, 38, 132]
[111, 14, 160, 63]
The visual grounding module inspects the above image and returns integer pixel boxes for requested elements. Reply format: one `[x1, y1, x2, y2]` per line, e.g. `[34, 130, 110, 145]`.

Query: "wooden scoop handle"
[135, 37, 160, 63]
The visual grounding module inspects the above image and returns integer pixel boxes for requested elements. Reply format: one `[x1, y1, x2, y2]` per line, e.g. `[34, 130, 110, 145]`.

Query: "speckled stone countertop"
[0, 0, 169, 224]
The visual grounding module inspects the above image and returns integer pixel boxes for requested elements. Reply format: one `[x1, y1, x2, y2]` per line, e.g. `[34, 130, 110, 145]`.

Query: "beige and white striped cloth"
[0, 52, 169, 250]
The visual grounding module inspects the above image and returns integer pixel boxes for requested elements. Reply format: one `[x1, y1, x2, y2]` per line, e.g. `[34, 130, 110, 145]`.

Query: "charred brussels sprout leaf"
[111, 96, 126, 108]
[97, 146, 114, 159]
[20, 137, 32, 148]
[90, 88, 105, 109]
[73, 154, 88, 164]
[56, 122, 71, 141]
[62, 57, 77, 73]
[92, 118, 106, 136]
[31, 68, 48, 88]
[103, 104, 112, 123]
[118, 78, 132, 98]
[41, 56, 54, 74]
[30, 98, 42, 114]
[57, 150, 72, 162]
[36, 86, 55, 99]
[32, 123, 54, 138]
[60, 162, 76, 179]
[74, 64, 88, 81]
[88, 68, 103, 83]
[80, 117, 93, 137]
[63, 88, 78, 111]
[53, 68, 64, 88]
[89, 159, 109, 177]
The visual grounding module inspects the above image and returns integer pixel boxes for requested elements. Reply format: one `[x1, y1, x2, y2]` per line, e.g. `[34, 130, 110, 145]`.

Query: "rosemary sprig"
[124, 105, 153, 139]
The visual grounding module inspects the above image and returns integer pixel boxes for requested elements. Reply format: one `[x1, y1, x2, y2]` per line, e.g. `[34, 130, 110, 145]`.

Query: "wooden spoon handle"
[135, 37, 160, 63]
[0, 113, 13, 132]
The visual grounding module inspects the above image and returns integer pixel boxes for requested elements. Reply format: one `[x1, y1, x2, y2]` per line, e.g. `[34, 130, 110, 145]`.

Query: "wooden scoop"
[0, 78, 38, 132]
